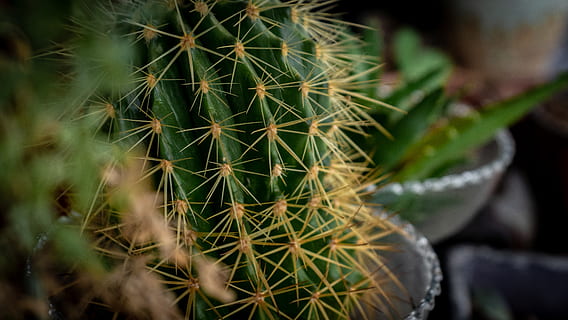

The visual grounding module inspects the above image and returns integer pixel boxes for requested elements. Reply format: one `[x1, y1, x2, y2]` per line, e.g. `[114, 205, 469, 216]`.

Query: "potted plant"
[13, 1, 443, 319]
[351, 25, 568, 243]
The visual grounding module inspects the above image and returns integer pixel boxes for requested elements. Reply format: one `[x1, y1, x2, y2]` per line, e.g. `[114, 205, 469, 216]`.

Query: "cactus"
[69, 0, 404, 319]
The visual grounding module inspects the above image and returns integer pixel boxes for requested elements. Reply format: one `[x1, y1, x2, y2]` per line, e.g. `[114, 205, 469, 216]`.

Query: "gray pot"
[359, 214, 443, 320]
[446, 0, 568, 84]
[447, 245, 568, 319]
[369, 129, 515, 244]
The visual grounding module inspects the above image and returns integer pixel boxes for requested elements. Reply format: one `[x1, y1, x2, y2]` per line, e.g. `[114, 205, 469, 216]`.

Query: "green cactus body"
[83, 0, 401, 318]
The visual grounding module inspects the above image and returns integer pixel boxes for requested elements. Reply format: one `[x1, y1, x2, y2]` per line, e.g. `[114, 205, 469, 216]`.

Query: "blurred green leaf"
[393, 27, 452, 89]
[52, 224, 105, 275]
[472, 288, 513, 320]
[349, 18, 384, 109]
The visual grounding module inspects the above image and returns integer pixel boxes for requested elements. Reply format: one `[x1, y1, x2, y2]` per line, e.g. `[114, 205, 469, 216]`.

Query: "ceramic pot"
[447, 245, 568, 319]
[359, 213, 443, 320]
[368, 129, 515, 243]
[445, 0, 568, 86]
[33, 216, 442, 320]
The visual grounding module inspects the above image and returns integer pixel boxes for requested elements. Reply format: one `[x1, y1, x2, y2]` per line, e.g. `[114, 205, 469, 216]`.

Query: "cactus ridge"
[78, 0, 403, 319]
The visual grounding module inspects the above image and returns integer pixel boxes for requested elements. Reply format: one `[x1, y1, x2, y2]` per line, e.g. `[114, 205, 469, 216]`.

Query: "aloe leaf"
[383, 67, 449, 122]
[372, 88, 449, 170]
[394, 71, 568, 181]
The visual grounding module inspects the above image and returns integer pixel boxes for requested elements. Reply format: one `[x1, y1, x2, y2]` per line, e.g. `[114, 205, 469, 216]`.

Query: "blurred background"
[335, 0, 568, 319]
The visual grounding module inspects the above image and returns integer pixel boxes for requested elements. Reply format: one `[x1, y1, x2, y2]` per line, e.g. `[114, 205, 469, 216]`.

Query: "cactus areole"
[87, 0, 401, 318]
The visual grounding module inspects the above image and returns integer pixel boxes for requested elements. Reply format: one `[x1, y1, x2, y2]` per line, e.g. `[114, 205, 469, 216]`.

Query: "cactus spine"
[80, 0, 402, 318]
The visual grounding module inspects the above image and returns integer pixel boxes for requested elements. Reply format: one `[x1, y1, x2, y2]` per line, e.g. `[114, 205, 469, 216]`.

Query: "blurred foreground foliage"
[0, 1, 133, 318]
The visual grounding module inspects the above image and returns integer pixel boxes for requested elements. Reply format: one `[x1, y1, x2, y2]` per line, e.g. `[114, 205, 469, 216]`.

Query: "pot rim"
[371, 129, 515, 196]
[377, 212, 443, 320]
